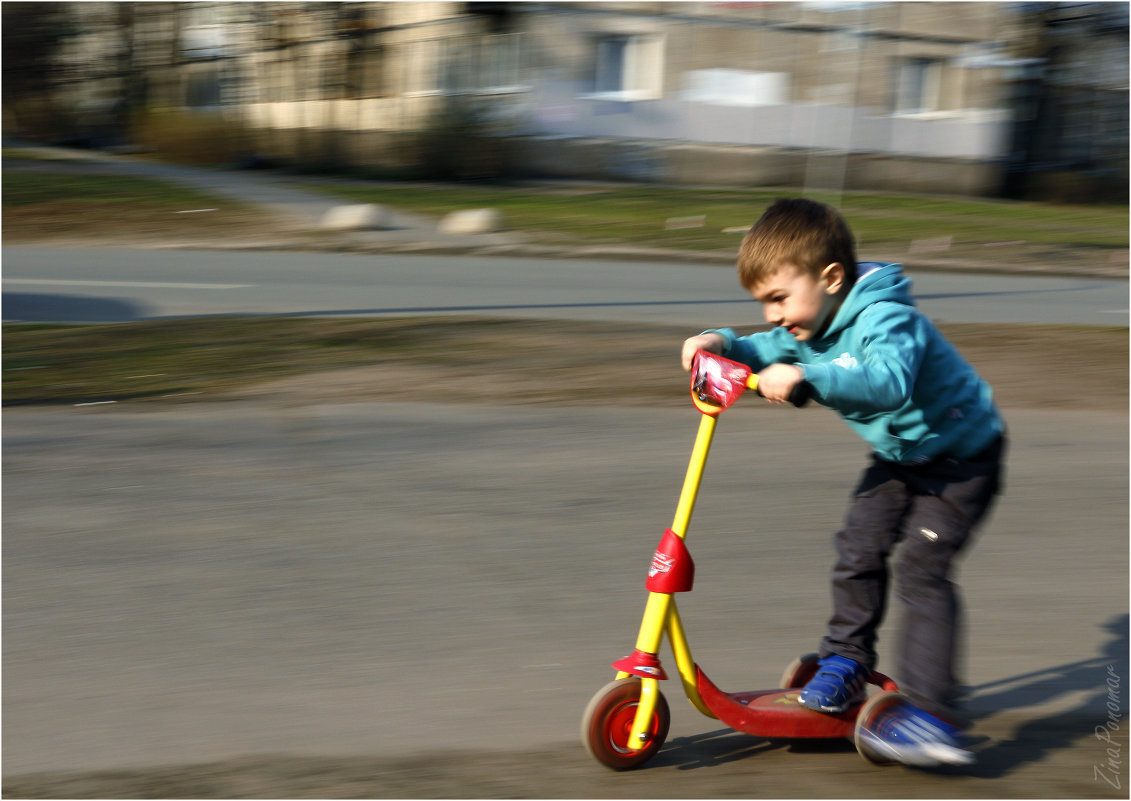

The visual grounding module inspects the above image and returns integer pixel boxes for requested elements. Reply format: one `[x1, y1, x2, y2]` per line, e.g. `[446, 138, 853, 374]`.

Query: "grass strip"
[302, 182, 1129, 253]
[3, 171, 243, 209]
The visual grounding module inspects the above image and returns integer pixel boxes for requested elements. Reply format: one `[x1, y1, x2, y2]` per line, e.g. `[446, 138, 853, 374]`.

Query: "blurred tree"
[2, 2, 68, 136]
[1003, 2, 1128, 201]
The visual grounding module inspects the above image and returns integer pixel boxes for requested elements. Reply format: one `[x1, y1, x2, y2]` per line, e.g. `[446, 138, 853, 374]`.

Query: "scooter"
[581, 350, 907, 770]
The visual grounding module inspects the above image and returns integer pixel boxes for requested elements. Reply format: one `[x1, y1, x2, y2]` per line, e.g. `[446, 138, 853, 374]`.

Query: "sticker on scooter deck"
[695, 666, 859, 739]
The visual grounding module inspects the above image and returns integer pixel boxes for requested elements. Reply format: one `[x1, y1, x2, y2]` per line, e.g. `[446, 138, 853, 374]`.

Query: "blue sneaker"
[858, 704, 975, 767]
[797, 654, 869, 713]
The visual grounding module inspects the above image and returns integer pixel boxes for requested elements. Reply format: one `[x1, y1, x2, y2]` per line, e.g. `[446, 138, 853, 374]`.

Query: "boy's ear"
[822, 262, 846, 295]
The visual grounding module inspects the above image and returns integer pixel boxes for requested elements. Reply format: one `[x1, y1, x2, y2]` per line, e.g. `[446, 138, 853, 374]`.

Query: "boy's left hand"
[757, 364, 804, 404]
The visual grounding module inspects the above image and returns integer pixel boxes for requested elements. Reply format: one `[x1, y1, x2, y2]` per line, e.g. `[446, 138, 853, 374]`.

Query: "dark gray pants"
[819, 436, 1005, 722]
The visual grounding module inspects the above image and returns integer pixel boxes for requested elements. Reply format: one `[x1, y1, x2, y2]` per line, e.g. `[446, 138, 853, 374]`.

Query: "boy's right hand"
[681, 333, 726, 372]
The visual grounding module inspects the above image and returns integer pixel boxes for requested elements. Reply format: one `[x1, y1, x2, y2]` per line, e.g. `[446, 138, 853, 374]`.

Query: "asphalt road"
[3, 400, 1128, 791]
[3, 246, 1128, 326]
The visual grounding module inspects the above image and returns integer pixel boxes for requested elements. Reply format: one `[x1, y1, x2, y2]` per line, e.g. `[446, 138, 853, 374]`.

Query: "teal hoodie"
[710, 262, 1002, 464]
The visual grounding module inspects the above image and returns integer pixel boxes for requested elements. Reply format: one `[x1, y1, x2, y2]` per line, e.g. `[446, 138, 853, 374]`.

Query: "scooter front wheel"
[581, 677, 670, 770]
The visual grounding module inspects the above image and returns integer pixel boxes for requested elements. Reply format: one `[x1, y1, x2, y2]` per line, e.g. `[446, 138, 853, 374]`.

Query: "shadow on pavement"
[958, 613, 1129, 779]
[2, 292, 147, 323]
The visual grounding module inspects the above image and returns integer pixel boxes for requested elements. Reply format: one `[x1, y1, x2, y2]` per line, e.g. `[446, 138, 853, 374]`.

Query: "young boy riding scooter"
[681, 198, 1005, 768]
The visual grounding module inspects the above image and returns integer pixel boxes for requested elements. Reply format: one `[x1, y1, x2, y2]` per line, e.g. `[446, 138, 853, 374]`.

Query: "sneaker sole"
[922, 742, 976, 766]
[858, 730, 976, 768]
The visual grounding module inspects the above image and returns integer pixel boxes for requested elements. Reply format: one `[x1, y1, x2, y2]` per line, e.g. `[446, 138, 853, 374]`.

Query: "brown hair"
[736, 198, 858, 289]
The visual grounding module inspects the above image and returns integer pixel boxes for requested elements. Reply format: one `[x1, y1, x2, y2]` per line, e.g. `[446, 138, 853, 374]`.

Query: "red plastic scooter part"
[645, 529, 694, 593]
[695, 666, 860, 739]
[690, 351, 753, 415]
[612, 649, 668, 681]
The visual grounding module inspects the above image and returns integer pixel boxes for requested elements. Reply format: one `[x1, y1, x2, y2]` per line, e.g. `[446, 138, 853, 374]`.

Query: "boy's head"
[737, 199, 859, 342]
[737, 198, 858, 290]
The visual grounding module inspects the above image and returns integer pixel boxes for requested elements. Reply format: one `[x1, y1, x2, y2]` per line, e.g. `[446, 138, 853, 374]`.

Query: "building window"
[477, 32, 523, 93]
[893, 57, 943, 115]
[404, 38, 448, 94]
[404, 33, 524, 96]
[589, 33, 663, 100]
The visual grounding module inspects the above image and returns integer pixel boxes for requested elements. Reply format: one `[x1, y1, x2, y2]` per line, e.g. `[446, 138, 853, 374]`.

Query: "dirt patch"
[220, 319, 1128, 414]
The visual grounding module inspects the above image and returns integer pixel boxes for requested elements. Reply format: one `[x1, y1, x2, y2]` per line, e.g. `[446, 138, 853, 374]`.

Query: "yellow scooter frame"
[616, 405, 730, 742]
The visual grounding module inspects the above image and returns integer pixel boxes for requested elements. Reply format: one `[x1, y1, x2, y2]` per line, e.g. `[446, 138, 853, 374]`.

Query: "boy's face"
[749, 263, 845, 342]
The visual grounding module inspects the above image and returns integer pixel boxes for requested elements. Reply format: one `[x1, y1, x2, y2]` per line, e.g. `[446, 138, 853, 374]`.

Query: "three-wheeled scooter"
[581, 350, 908, 770]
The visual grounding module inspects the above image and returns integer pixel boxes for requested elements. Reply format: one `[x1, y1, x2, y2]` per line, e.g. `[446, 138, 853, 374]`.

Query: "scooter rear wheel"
[779, 652, 821, 689]
[582, 677, 670, 770]
[853, 690, 906, 765]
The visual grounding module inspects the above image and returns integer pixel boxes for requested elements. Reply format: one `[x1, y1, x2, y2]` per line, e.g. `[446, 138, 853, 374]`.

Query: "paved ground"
[3, 401, 1128, 798]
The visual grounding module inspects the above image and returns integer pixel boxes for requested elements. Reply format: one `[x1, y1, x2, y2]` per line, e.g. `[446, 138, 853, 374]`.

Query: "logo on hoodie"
[833, 352, 859, 369]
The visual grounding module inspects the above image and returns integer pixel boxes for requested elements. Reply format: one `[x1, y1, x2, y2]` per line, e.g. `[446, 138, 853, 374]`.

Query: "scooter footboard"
[695, 666, 857, 739]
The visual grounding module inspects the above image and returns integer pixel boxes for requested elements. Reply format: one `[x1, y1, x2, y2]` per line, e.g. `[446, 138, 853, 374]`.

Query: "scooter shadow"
[653, 729, 856, 771]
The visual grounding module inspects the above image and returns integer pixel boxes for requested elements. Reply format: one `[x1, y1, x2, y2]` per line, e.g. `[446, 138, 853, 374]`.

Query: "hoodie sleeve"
[705, 327, 800, 371]
[798, 303, 925, 413]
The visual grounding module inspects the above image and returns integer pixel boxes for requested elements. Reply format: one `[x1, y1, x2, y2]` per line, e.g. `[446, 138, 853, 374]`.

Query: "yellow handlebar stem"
[670, 413, 718, 537]
[629, 411, 716, 657]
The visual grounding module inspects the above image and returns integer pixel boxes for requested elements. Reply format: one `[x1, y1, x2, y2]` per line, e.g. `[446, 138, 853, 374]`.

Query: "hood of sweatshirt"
[817, 262, 911, 344]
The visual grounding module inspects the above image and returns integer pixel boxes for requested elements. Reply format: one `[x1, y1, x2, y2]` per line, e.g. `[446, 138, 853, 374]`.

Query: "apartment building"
[10, 2, 1127, 197]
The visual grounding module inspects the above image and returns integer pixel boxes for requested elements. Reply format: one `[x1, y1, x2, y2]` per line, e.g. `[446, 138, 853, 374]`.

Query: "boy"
[681, 198, 1004, 767]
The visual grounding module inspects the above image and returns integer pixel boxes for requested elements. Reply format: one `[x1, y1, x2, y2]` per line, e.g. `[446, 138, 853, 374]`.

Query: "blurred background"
[3, 4, 1128, 796]
[3, 0, 1127, 202]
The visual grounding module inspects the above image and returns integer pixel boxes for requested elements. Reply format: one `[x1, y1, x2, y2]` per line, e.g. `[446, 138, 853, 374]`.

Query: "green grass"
[303, 182, 1129, 253]
[2, 171, 241, 209]
[2, 318, 414, 405]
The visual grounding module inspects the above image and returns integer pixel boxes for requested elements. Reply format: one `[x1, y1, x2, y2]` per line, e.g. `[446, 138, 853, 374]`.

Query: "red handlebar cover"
[691, 350, 752, 414]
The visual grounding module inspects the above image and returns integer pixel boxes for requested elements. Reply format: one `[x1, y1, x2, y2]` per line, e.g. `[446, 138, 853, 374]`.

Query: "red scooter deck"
[696, 666, 897, 739]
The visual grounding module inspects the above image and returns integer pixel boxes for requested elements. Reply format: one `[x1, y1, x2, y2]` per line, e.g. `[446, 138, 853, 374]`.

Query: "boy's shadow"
[954, 613, 1129, 779]
[652, 614, 1129, 777]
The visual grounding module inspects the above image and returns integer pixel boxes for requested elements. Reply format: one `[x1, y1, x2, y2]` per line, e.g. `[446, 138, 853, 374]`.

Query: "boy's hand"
[757, 364, 804, 404]
[681, 333, 726, 371]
